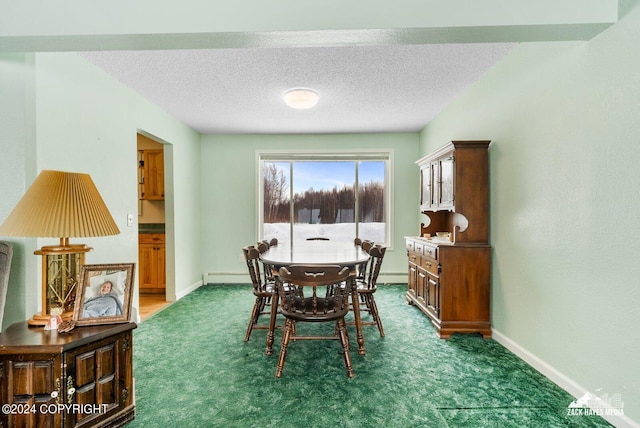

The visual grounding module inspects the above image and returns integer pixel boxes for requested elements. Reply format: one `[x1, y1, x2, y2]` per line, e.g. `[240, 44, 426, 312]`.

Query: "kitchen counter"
[139, 223, 165, 234]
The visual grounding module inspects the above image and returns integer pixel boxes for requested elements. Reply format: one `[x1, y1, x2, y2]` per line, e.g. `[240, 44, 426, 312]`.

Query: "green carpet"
[126, 285, 612, 428]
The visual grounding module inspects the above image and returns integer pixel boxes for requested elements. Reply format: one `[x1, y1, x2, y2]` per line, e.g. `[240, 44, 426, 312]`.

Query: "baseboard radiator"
[204, 272, 407, 285]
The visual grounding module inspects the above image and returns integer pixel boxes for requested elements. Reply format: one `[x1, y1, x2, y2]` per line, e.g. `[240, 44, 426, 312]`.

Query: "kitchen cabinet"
[0, 322, 136, 427]
[138, 234, 165, 293]
[138, 149, 164, 201]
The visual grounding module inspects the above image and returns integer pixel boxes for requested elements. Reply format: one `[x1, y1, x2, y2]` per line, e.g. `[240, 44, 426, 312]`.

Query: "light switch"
[127, 213, 135, 227]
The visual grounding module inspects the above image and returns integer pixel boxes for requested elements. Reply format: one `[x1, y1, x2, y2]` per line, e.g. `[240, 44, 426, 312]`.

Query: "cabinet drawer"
[422, 244, 438, 260]
[406, 240, 414, 252]
[139, 233, 165, 244]
[414, 242, 424, 255]
[421, 256, 439, 276]
[407, 250, 421, 265]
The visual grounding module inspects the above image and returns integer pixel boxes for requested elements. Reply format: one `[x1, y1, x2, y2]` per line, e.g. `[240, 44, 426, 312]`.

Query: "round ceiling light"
[283, 88, 319, 109]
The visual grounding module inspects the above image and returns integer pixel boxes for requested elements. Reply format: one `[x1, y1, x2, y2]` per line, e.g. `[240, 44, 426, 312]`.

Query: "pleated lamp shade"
[0, 170, 120, 239]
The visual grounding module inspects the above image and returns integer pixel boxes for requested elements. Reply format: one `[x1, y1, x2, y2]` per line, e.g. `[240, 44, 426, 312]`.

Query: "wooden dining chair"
[256, 240, 278, 285]
[353, 238, 373, 281]
[353, 244, 386, 337]
[243, 245, 279, 355]
[275, 264, 354, 378]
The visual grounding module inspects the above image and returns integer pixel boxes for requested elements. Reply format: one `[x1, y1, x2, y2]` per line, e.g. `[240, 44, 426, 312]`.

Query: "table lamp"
[0, 170, 120, 326]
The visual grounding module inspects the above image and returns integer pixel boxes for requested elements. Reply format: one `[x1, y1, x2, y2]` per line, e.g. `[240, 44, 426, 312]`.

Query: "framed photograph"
[73, 263, 135, 326]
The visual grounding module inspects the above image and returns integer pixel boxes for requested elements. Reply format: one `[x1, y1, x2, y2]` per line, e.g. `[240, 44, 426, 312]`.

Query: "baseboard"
[378, 273, 408, 284]
[492, 328, 638, 428]
[204, 273, 249, 284]
[204, 272, 408, 285]
[175, 279, 204, 300]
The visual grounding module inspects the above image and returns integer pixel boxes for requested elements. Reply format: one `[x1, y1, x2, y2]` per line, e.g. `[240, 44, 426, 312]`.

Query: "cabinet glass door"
[420, 168, 430, 208]
[430, 161, 439, 207]
[439, 156, 454, 208]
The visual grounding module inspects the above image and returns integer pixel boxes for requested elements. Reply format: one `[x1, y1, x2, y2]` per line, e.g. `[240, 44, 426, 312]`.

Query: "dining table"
[260, 240, 370, 355]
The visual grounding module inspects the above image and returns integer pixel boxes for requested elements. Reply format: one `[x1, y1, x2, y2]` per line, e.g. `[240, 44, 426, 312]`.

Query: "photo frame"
[73, 263, 135, 326]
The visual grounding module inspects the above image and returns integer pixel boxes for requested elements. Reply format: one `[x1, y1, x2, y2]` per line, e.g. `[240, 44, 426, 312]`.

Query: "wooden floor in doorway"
[139, 293, 172, 321]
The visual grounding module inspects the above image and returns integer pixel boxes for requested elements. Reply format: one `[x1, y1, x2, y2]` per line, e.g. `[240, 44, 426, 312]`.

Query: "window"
[259, 151, 391, 245]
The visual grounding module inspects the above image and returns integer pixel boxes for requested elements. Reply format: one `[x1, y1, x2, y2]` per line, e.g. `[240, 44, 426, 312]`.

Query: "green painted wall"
[200, 133, 419, 282]
[0, 53, 36, 330]
[0, 52, 203, 325]
[2, 2, 638, 425]
[420, 4, 640, 423]
[0, 0, 616, 43]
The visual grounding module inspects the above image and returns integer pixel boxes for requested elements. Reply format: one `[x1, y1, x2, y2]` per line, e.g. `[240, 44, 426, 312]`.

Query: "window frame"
[256, 149, 394, 247]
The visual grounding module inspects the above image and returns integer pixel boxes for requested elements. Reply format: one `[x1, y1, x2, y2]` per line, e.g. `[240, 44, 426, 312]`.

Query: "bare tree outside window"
[262, 157, 388, 244]
[263, 163, 289, 223]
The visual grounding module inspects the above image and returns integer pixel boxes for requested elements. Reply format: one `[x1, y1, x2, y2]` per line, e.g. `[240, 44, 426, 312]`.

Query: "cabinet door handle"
[52, 378, 61, 404]
[67, 376, 76, 404]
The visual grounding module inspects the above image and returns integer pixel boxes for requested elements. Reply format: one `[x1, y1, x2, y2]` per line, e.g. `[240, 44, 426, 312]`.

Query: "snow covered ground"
[263, 222, 385, 245]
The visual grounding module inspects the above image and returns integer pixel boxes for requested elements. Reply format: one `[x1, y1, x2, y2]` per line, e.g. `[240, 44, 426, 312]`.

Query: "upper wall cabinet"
[417, 141, 490, 244]
[138, 149, 165, 200]
[420, 151, 455, 211]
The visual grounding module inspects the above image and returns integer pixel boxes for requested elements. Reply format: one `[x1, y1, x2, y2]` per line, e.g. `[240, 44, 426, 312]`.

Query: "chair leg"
[350, 288, 366, 355]
[275, 318, 293, 378]
[265, 293, 279, 356]
[337, 318, 354, 378]
[244, 296, 262, 341]
[367, 294, 385, 337]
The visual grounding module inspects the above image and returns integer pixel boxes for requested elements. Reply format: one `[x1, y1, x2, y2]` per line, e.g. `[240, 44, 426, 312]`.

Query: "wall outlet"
[238, 254, 245, 263]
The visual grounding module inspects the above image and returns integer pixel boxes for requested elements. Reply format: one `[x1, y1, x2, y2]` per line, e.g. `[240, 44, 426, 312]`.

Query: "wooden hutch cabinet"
[0, 322, 136, 428]
[407, 140, 491, 338]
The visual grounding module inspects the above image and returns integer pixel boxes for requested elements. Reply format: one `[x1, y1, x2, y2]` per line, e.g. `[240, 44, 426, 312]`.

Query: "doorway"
[137, 133, 168, 319]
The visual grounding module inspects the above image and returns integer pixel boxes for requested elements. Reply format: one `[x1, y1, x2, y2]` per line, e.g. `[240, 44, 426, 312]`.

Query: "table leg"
[350, 281, 366, 355]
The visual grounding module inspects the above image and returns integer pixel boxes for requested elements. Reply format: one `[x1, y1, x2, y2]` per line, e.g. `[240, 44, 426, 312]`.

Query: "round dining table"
[260, 240, 370, 355]
[259, 240, 370, 267]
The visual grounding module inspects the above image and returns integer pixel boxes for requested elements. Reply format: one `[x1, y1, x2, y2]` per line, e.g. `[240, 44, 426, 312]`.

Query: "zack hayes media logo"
[567, 391, 624, 417]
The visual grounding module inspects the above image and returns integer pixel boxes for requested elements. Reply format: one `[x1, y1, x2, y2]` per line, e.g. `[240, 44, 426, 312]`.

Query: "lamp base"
[27, 311, 74, 327]
[34, 241, 92, 326]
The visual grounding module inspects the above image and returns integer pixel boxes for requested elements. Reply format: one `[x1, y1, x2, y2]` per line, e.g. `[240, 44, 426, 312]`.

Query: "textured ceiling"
[81, 43, 516, 135]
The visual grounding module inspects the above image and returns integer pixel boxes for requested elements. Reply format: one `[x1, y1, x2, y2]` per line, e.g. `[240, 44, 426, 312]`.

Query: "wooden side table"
[0, 322, 136, 428]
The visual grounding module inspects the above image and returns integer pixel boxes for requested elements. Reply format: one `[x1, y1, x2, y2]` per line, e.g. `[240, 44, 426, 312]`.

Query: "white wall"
[420, 4, 640, 425]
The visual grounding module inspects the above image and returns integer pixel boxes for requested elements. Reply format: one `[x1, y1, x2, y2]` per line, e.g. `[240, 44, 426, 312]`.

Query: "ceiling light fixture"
[284, 88, 319, 109]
